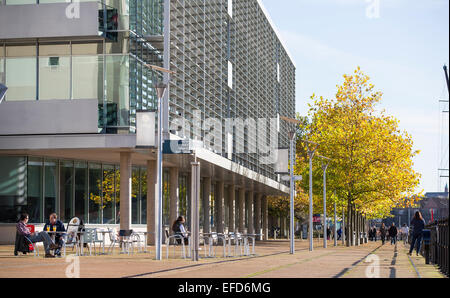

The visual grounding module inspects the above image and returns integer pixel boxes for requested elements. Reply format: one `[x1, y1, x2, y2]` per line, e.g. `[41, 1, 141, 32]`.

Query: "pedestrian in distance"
[401, 224, 409, 245]
[380, 223, 387, 245]
[388, 222, 398, 245]
[408, 211, 426, 256]
[371, 226, 378, 242]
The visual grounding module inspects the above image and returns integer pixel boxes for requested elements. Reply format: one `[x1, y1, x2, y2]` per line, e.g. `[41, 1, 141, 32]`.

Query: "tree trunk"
[346, 200, 351, 247]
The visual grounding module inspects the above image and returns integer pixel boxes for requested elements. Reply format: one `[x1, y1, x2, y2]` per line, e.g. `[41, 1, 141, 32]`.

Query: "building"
[0, 0, 295, 244]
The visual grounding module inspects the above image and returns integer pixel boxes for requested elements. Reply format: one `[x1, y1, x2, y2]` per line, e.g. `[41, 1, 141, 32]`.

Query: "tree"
[295, 67, 421, 245]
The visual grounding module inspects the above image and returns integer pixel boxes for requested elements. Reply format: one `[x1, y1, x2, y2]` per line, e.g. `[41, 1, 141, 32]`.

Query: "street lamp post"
[155, 82, 167, 261]
[307, 142, 318, 252]
[318, 156, 330, 249]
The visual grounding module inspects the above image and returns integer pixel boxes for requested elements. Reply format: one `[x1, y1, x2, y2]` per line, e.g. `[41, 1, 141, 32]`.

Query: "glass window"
[74, 162, 88, 223]
[114, 167, 120, 224]
[132, 167, 139, 224]
[88, 163, 102, 224]
[103, 165, 115, 224]
[59, 161, 73, 222]
[0, 57, 4, 85]
[5, 58, 36, 101]
[72, 42, 103, 56]
[163, 170, 169, 226]
[105, 55, 130, 129]
[0, 156, 27, 223]
[6, 0, 36, 5]
[72, 55, 103, 101]
[39, 56, 70, 100]
[26, 157, 42, 223]
[44, 160, 58, 220]
[140, 168, 147, 225]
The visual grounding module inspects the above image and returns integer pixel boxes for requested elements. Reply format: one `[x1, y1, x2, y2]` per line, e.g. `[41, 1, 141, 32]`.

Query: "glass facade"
[0, 156, 162, 224]
[0, 0, 164, 134]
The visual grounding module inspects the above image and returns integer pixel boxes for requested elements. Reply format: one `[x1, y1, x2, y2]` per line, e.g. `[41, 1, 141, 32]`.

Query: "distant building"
[383, 185, 449, 227]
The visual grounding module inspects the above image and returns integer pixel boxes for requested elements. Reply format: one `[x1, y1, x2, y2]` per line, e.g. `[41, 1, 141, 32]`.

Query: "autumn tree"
[295, 67, 421, 246]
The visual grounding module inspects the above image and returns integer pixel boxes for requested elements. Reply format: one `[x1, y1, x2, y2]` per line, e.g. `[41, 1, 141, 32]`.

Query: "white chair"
[165, 230, 187, 259]
[62, 217, 81, 257]
[107, 228, 119, 254]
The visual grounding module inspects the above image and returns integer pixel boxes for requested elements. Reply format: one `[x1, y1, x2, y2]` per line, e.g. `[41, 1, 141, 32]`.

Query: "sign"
[274, 148, 289, 174]
[163, 140, 193, 154]
[313, 215, 321, 223]
[136, 111, 156, 148]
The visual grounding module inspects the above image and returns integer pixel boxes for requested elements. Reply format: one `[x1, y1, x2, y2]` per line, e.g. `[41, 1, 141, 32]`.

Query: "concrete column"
[169, 167, 179, 232]
[247, 191, 254, 234]
[228, 185, 235, 232]
[216, 181, 225, 234]
[146, 160, 157, 245]
[119, 152, 132, 231]
[262, 196, 268, 240]
[255, 193, 262, 240]
[203, 177, 211, 234]
[238, 188, 245, 233]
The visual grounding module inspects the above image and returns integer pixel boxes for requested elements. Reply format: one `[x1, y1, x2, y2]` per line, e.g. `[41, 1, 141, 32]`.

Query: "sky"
[261, 0, 449, 194]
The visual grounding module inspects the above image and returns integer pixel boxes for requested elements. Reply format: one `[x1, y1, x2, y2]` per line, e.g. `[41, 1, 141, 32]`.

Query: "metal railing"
[423, 218, 449, 277]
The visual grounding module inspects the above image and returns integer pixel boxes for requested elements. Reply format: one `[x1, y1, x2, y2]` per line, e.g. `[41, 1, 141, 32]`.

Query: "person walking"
[388, 222, 398, 245]
[380, 223, 387, 245]
[371, 226, 378, 242]
[401, 224, 409, 245]
[408, 211, 426, 256]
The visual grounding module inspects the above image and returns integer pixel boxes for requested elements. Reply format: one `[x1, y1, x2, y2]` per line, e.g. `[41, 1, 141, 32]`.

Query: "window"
[88, 163, 102, 224]
[228, 61, 233, 89]
[27, 157, 42, 223]
[44, 159, 58, 220]
[103, 165, 115, 224]
[60, 161, 73, 222]
[0, 157, 27, 223]
[5, 44, 36, 101]
[39, 43, 71, 100]
[74, 162, 88, 223]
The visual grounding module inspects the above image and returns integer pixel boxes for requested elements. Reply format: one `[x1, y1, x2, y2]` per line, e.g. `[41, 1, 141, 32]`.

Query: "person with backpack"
[408, 211, 426, 256]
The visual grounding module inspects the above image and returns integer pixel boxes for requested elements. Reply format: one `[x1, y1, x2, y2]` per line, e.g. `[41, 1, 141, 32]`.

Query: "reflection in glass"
[5, 57, 36, 101]
[27, 158, 42, 223]
[103, 165, 115, 224]
[6, 0, 37, 4]
[132, 167, 139, 224]
[59, 161, 73, 222]
[141, 169, 147, 224]
[39, 56, 70, 100]
[44, 160, 57, 220]
[0, 157, 27, 223]
[89, 163, 102, 224]
[72, 55, 103, 101]
[115, 167, 120, 224]
[163, 170, 169, 226]
[74, 162, 88, 223]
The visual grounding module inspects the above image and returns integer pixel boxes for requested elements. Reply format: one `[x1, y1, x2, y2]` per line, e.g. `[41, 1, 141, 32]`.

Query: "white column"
[120, 152, 132, 231]
[146, 160, 156, 245]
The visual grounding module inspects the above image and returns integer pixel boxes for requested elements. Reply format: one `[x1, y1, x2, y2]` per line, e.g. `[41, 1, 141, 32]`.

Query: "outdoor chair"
[62, 217, 81, 257]
[14, 232, 38, 257]
[165, 230, 187, 259]
[107, 228, 119, 254]
[82, 228, 103, 256]
[119, 230, 134, 255]
[227, 232, 244, 257]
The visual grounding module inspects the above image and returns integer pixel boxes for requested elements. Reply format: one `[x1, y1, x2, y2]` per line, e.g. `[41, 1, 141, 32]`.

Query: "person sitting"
[43, 213, 66, 257]
[16, 213, 59, 258]
[172, 216, 189, 245]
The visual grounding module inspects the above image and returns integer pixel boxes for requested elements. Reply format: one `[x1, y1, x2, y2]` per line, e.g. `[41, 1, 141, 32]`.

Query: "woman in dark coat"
[379, 223, 387, 245]
[408, 211, 426, 256]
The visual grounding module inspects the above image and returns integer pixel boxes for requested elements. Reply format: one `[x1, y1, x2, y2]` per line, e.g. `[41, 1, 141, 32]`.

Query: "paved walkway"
[0, 239, 445, 278]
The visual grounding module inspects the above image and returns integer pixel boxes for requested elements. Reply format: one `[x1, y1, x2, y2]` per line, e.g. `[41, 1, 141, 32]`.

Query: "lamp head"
[155, 83, 167, 99]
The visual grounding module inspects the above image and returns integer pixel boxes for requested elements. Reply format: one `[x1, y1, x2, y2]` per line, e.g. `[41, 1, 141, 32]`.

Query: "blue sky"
[261, 0, 450, 193]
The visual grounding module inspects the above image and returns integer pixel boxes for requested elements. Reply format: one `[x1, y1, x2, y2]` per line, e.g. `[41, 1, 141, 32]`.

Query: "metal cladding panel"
[0, 99, 99, 135]
[0, 2, 99, 39]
